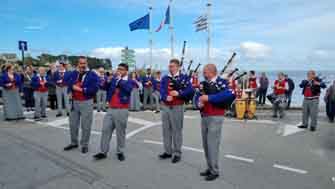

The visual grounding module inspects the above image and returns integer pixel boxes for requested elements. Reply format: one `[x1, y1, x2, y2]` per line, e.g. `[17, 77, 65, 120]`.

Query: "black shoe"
[93, 153, 107, 160]
[310, 127, 316, 132]
[200, 169, 211, 177]
[298, 125, 308, 129]
[117, 153, 125, 161]
[158, 153, 172, 160]
[154, 110, 160, 113]
[81, 147, 88, 154]
[103, 110, 107, 113]
[97, 110, 101, 112]
[205, 174, 219, 181]
[67, 113, 70, 116]
[42, 115, 47, 118]
[56, 113, 63, 117]
[34, 117, 41, 121]
[272, 115, 278, 118]
[63, 144, 78, 151]
[171, 156, 181, 164]
[279, 115, 284, 119]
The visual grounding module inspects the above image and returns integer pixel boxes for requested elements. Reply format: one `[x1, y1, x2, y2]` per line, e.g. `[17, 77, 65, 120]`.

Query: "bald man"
[31, 67, 50, 121]
[195, 64, 235, 181]
[298, 70, 326, 131]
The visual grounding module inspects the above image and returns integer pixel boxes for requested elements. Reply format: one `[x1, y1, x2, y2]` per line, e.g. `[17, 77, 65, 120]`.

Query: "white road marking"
[126, 122, 161, 139]
[184, 115, 197, 119]
[273, 164, 308, 174]
[25, 116, 161, 139]
[224, 154, 255, 163]
[282, 123, 305, 136]
[143, 140, 204, 153]
[225, 119, 277, 125]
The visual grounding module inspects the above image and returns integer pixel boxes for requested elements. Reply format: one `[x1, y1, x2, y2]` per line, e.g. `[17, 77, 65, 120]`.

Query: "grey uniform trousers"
[161, 104, 184, 157]
[152, 91, 160, 111]
[34, 91, 48, 118]
[201, 116, 223, 175]
[272, 94, 286, 117]
[100, 108, 129, 154]
[69, 99, 94, 147]
[143, 87, 153, 109]
[96, 90, 107, 111]
[302, 98, 319, 128]
[56, 86, 70, 114]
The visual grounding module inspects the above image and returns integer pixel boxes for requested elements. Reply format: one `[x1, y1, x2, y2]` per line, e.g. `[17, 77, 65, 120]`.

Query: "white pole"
[169, 0, 174, 58]
[149, 5, 153, 68]
[207, 0, 212, 64]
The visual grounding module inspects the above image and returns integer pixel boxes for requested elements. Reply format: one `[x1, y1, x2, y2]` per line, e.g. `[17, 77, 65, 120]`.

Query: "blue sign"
[18, 41, 28, 51]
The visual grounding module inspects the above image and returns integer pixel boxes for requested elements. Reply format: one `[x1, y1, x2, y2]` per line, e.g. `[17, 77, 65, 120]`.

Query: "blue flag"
[129, 14, 150, 31]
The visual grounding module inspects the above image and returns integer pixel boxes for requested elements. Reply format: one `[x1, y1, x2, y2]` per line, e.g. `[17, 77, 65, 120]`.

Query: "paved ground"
[0, 107, 335, 189]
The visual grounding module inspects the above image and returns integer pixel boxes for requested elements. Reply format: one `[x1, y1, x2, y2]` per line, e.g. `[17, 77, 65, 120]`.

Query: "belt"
[304, 97, 319, 100]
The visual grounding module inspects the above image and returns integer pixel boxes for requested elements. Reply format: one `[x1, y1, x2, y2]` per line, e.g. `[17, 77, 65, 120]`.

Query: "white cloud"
[240, 41, 272, 60]
[24, 25, 45, 31]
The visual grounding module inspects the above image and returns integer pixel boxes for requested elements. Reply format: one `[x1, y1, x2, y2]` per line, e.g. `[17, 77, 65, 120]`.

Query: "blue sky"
[1, 0, 335, 70]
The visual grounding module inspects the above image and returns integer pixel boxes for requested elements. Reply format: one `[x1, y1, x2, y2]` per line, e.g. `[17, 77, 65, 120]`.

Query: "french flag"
[155, 5, 170, 32]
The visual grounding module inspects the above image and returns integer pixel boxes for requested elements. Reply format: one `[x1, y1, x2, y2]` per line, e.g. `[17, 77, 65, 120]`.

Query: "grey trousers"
[201, 116, 223, 175]
[302, 98, 319, 128]
[130, 88, 141, 111]
[152, 91, 160, 111]
[34, 91, 48, 118]
[143, 87, 153, 109]
[96, 90, 107, 111]
[100, 108, 129, 154]
[272, 94, 286, 117]
[69, 99, 94, 147]
[161, 104, 184, 156]
[56, 86, 70, 114]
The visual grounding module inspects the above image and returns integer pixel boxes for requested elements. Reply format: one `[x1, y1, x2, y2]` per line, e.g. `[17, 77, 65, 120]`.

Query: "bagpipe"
[168, 75, 193, 101]
[180, 41, 187, 68]
[199, 80, 236, 109]
[221, 52, 237, 75]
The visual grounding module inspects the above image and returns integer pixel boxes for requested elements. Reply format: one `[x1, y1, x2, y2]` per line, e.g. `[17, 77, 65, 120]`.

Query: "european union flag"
[129, 14, 150, 31]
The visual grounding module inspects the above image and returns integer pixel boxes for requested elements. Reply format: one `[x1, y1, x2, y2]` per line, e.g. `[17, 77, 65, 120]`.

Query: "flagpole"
[149, 5, 153, 68]
[169, 0, 174, 58]
[207, 0, 212, 64]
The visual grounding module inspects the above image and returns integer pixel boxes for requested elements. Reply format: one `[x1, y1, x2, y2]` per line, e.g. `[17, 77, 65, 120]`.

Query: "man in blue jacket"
[195, 64, 235, 181]
[54, 62, 70, 117]
[63, 57, 99, 154]
[141, 68, 155, 110]
[159, 59, 194, 163]
[93, 63, 133, 161]
[31, 67, 50, 121]
[194, 64, 235, 181]
[96, 67, 108, 112]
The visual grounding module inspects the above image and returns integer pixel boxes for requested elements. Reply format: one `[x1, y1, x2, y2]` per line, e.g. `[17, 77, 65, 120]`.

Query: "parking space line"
[224, 154, 255, 163]
[126, 122, 161, 139]
[184, 115, 197, 119]
[143, 139, 204, 153]
[273, 164, 308, 174]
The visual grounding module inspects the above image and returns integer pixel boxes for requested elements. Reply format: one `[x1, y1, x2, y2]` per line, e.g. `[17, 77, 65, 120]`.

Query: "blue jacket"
[67, 70, 99, 99]
[30, 74, 51, 90]
[160, 73, 194, 102]
[106, 76, 133, 104]
[141, 75, 155, 88]
[194, 77, 236, 109]
[98, 75, 109, 91]
[53, 70, 70, 87]
[0, 72, 23, 90]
